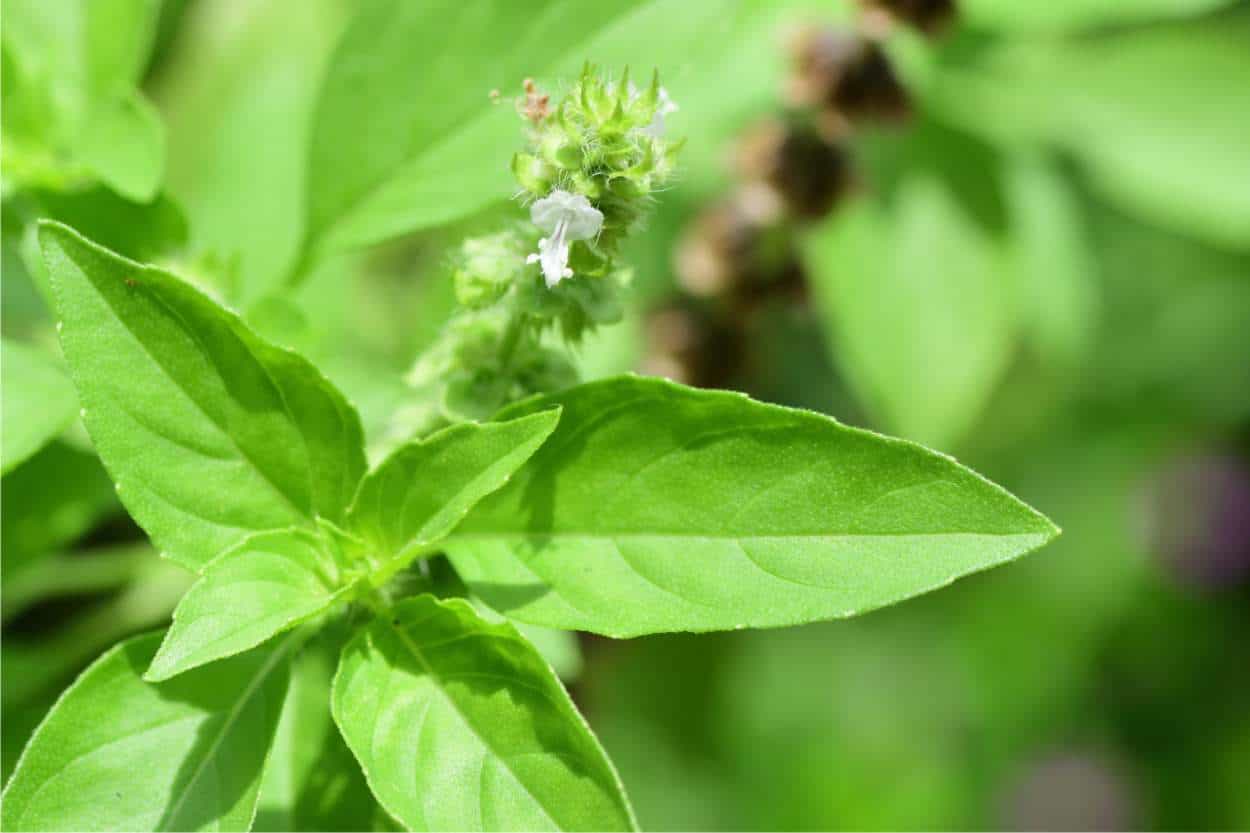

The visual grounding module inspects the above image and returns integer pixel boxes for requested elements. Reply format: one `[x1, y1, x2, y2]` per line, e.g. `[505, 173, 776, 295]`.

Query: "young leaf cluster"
[1, 220, 1057, 832]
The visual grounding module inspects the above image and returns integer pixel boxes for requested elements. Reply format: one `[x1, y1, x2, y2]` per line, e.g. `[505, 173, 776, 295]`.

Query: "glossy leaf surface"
[1, 632, 290, 832]
[347, 409, 560, 562]
[147, 527, 355, 681]
[1, 339, 78, 474]
[446, 376, 1058, 637]
[332, 596, 635, 831]
[40, 222, 366, 569]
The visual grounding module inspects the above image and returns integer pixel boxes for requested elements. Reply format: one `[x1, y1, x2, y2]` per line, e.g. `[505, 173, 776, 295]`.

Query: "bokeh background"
[3, 0, 1249, 829]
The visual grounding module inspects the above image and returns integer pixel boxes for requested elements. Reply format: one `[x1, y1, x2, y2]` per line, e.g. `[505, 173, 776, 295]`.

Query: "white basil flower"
[643, 87, 678, 137]
[526, 189, 604, 288]
[627, 83, 679, 138]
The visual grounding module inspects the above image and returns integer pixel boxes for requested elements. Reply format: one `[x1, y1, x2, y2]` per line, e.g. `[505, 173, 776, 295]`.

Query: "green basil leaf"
[1089, 206, 1250, 425]
[1, 339, 78, 474]
[332, 596, 635, 832]
[1005, 157, 1097, 370]
[928, 9, 1250, 250]
[255, 624, 380, 832]
[807, 176, 1015, 449]
[146, 527, 356, 681]
[961, 0, 1235, 32]
[444, 376, 1058, 637]
[1, 553, 192, 709]
[1, 443, 115, 581]
[15, 184, 188, 314]
[76, 90, 166, 203]
[0, 0, 165, 200]
[1049, 11, 1250, 251]
[299, 0, 660, 269]
[1, 543, 153, 626]
[158, 0, 347, 303]
[40, 222, 367, 570]
[22, 185, 188, 262]
[1, 632, 291, 832]
[347, 409, 560, 563]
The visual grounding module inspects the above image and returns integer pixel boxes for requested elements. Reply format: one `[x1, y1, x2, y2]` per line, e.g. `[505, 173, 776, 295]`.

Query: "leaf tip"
[141, 668, 169, 684]
[142, 634, 187, 683]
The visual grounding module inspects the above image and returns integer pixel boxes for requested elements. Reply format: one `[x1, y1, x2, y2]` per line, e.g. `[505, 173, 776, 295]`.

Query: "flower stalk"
[407, 65, 681, 426]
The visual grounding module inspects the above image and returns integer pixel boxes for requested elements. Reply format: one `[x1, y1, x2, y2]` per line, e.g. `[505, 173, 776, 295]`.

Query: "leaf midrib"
[383, 617, 564, 830]
[70, 243, 313, 524]
[448, 530, 1054, 541]
[143, 283, 313, 520]
[158, 633, 294, 830]
[154, 579, 344, 680]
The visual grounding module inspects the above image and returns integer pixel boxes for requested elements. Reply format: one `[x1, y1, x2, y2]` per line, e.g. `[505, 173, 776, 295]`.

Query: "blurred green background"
[3, 0, 1249, 829]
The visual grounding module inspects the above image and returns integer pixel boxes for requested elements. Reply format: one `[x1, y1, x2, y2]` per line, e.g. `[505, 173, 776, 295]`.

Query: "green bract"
[513, 67, 681, 253]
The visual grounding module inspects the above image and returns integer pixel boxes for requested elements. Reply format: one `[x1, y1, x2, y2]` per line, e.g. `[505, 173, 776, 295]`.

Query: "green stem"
[496, 311, 529, 373]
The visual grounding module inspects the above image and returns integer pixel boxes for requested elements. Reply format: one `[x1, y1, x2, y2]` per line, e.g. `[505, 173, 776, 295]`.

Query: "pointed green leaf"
[76, 90, 165, 203]
[158, 0, 346, 303]
[300, 0, 677, 268]
[961, 0, 1235, 32]
[444, 376, 1059, 638]
[146, 527, 357, 681]
[1, 632, 291, 832]
[1005, 157, 1098, 369]
[332, 596, 635, 832]
[1, 441, 117, 586]
[39, 222, 367, 569]
[347, 409, 560, 563]
[16, 185, 189, 307]
[1, 0, 165, 199]
[807, 176, 1015, 449]
[927, 9, 1250, 249]
[255, 624, 381, 832]
[1, 339, 78, 474]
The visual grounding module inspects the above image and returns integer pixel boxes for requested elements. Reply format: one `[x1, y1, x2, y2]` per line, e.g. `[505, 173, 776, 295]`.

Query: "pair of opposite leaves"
[2, 223, 1057, 832]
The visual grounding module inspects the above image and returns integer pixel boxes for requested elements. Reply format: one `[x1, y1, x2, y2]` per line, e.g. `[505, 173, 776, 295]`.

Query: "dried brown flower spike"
[674, 198, 765, 298]
[518, 78, 550, 124]
[641, 300, 744, 389]
[735, 119, 854, 220]
[857, 0, 957, 35]
[784, 25, 910, 127]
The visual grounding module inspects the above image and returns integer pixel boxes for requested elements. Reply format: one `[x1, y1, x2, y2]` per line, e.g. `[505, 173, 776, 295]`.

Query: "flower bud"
[410, 66, 681, 427]
[514, 67, 680, 257]
[452, 232, 526, 309]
